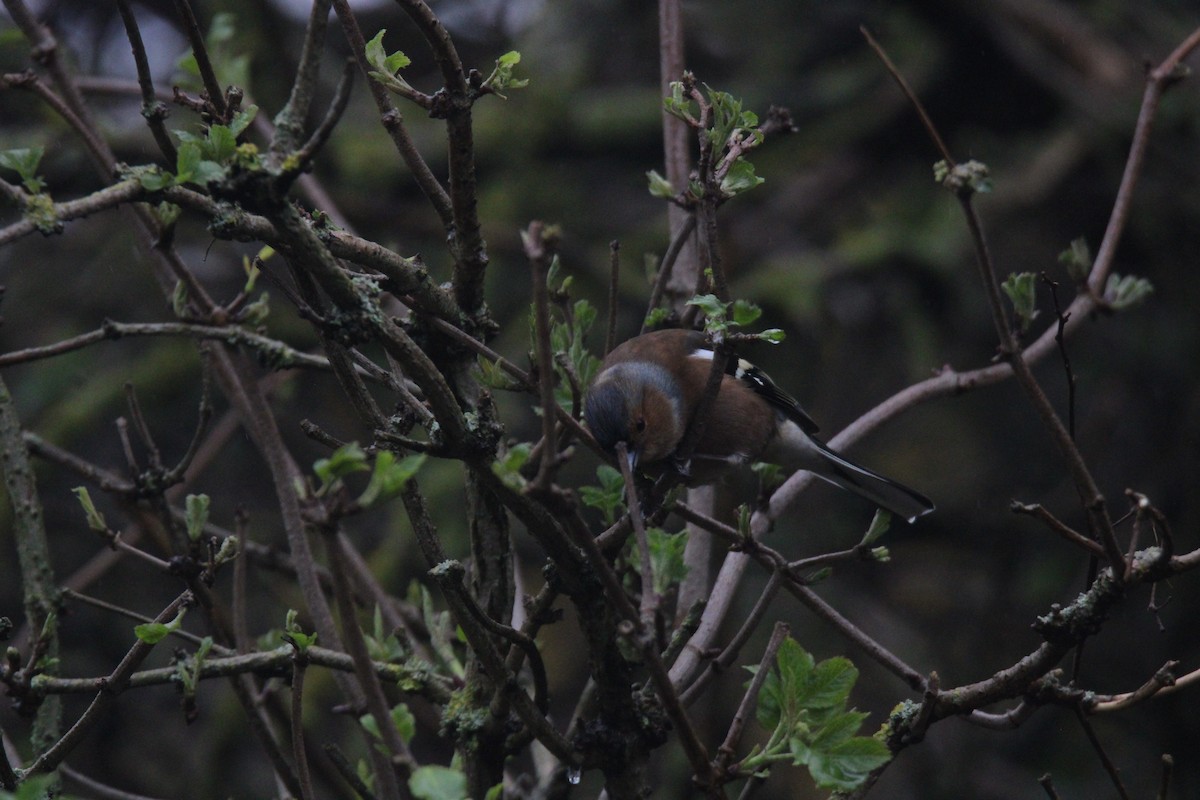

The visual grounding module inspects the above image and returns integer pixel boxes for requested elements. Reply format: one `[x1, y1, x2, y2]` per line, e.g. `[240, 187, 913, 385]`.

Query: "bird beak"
[626, 447, 639, 473]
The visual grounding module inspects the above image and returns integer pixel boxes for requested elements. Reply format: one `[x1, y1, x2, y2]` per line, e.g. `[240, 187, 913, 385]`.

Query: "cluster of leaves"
[309, 441, 427, 507]
[1002, 233, 1152, 334]
[685, 293, 785, 343]
[933, 158, 992, 196]
[743, 638, 891, 791]
[0, 146, 59, 234]
[134, 106, 260, 192]
[366, 29, 526, 99]
[0, 147, 46, 194]
[648, 81, 766, 202]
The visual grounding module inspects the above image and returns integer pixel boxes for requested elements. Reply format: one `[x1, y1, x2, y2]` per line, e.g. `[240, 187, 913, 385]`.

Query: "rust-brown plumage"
[584, 329, 933, 521]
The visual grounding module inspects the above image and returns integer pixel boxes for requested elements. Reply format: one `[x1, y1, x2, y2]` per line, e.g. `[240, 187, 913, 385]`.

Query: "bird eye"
[634, 417, 646, 433]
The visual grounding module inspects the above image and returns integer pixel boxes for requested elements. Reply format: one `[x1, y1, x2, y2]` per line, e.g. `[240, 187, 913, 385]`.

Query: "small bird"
[584, 328, 934, 522]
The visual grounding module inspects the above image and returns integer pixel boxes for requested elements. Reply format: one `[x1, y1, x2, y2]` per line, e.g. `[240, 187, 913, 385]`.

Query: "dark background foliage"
[2, 1, 1199, 798]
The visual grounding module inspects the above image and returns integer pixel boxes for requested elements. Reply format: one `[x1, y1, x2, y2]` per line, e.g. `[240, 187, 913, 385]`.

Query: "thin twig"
[719, 621, 788, 768]
[289, 59, 355, 175]
[525, 222, 561, 490]
[287, 642, 316, 800]
[22, 591, 194, 776]
[1157, 754, 1174, 800]
[616, 442, 660, 630]
[860, 26, 954, 166]
[115, 0, 176, 162]
[606, 239, 620, 356]
[1073, 705, 1131, 800]
[643, 213, 697, 334]
[680, 570, 782, 705]
[171, 0, 227, 119]
[1011, 502, 1105, 557]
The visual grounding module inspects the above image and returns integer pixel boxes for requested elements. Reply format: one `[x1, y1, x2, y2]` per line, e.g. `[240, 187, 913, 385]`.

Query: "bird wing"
[731, 359, 821, 435]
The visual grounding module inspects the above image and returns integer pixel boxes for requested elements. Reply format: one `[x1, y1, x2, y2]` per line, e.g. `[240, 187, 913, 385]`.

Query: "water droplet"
[567, 766, 581, 785]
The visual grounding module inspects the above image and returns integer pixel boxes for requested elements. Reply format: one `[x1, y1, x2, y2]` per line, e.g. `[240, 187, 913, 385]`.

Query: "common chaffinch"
[584, 328, 934, 522]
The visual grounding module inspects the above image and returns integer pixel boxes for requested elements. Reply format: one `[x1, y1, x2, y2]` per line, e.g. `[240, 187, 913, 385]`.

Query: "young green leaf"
[134, 607, 187, 644]
[314, 441, 370, 484]
[860, 509, 891, 546]
[228, 105, 259, 137]
[629, 527, 689, 595]
[644, 307, 671, 328]
[0, 146, 46, 193]
[491, 443, 532, 491]
[646, 169, 676, 199]
[72, 486, 108, 532]
[483, 50, 529, 96]
[1104, 273, 1154, 310]
[184, 493, 211, 542]
[409, 765, 468, 800]
[756, 328, 786, 344]
[731, 298, 763, 327]
[365, 30, 415, 93]
[1057, 236, 1092, 282]
[1001, 272, 1039, 332]
[686, 293, 727, 321]
[579, 464, 626, 525]
[720, 157, 764, 196]
[357, 452, 426, 507]
[746, 636, 888, 791]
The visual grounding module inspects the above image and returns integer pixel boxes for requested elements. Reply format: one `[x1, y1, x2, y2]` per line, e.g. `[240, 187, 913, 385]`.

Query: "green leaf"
[476, 355, 524, 391]
[409, 765, 468, 800]
[190, 158, 226, 185]
[172, 278, 189, 317]
[644, 307, 671, 328]
[0, 146, 46, 193]
[686, 293, 727, 320]
[154, 201, 182, 227]
[1104, 273, 1154, 310]
[1001, 272, 1039, 333]
[579, 464, 626, 525]
[720, 157, 764, 196]
[1057, 236, 1092, 282]
[629, 528, 689, 595]
[936, 159, 992, 195]
[646, 169, 676, 199]
[176, 141, 202, 183]
[314, 441, 370, 484]
[392, 703, 416, 745]
[491, 443, 532, 491]
[357, 452, 426, 507]
[860, 509, 891, 546]
[805, 735, 891, 790]
[137, 168, 176, 191]
[801, 656, 858, 709]
[366, 30, 409, 74]
[3, 773, 56, 800]
[184, 493, 210, 542]
[747, 636, 886, 791]
[756, 328, 785, 344]
[731, 299, 762, 327]
[134, 623, 170, 644]
[365, 29, 414, 93]
[206, 124, 237, 163]
[135, 607, 186, 644]
[484, 50, 528, 96]
[72, 486, 108, 532]
[228, 105, 259, 137]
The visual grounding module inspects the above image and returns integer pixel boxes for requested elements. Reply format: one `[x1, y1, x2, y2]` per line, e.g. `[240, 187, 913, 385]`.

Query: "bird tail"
[809, 440, 934, 523]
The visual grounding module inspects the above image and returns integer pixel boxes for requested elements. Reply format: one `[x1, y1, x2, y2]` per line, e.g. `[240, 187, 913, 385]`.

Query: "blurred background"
[2, 1, 1200, 798]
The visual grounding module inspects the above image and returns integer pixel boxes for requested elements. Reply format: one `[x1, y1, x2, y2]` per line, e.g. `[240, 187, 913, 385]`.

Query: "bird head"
[584, 365, 682, 469]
